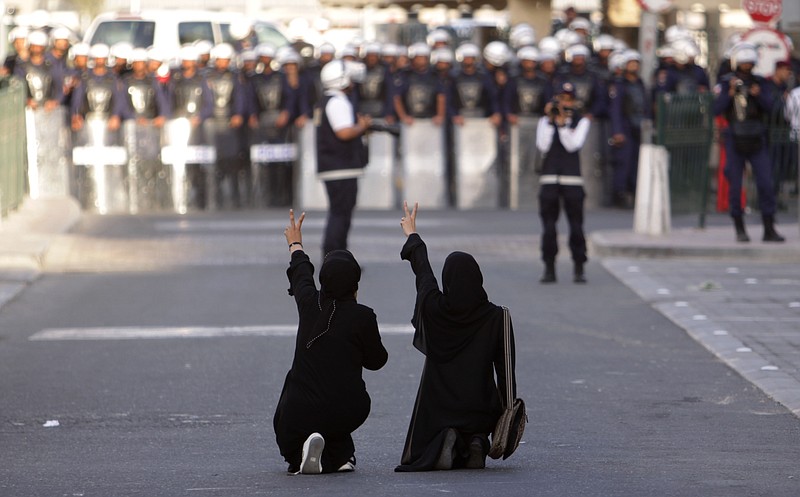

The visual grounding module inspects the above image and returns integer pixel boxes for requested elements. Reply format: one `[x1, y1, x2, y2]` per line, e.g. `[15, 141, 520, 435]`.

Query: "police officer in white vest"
[536, 82, 591, 284]
[316, 60, 372, 257]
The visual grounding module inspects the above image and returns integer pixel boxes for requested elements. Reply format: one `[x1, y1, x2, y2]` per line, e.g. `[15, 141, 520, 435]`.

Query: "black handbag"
[488, 306, 527, 460]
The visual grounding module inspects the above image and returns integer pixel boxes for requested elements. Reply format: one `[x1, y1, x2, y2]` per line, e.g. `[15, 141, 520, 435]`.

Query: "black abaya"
[274, 250, 388, 472]
[396, 234, 516, 472]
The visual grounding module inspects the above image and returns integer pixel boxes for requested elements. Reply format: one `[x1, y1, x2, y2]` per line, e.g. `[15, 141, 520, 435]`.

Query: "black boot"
[762, 214, 785, 243]
[574, 262, 587, 284]
[733, 216, 750, 243]
[540, 262, 556, 284]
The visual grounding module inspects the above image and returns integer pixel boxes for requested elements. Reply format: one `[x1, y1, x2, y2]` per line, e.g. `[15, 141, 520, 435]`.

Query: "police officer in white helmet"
[316, 59, 372, 256]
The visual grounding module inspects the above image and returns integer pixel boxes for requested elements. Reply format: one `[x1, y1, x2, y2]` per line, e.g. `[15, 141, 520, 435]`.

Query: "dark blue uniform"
[608, 74, 650, 205]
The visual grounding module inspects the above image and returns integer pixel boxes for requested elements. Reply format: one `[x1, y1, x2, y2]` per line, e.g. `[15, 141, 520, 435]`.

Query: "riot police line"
[11, 20, 758, 214]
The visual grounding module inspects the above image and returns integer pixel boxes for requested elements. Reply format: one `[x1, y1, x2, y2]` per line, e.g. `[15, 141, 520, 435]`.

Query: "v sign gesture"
[401, 201, 418, 237]
[284, 209, 306, 252]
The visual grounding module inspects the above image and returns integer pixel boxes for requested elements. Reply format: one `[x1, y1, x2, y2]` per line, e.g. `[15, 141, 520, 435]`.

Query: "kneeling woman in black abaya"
[274, 210, 388, 474]
[395, 202, 517, 472]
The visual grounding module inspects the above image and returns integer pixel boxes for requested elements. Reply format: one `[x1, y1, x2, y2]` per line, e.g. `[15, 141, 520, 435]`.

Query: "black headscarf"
[412, 251, 498, 362]
[307, 250, 360, 349]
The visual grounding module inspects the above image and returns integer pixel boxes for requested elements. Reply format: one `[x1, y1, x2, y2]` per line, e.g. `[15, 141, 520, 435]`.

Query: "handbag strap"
[501, 306, 513, 410]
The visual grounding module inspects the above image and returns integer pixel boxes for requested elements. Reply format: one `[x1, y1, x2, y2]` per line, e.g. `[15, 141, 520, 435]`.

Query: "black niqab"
[412, 251, 497, 363]
[309, 250, 360, 348]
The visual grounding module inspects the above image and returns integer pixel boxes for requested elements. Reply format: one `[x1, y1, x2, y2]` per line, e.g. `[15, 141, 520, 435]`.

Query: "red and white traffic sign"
[742, 0, 782, 24]
[637, 0, 674, 13]
[741, 27, 791, 77]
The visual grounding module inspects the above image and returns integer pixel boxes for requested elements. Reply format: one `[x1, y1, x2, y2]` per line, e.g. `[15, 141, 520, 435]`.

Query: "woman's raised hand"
[400, 201, 418, 237]
[284, 209, 306, 251]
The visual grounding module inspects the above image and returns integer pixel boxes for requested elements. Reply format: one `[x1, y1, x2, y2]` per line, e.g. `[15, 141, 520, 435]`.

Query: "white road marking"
[29, 324, 415, 341]
[154, 218, 455, 232]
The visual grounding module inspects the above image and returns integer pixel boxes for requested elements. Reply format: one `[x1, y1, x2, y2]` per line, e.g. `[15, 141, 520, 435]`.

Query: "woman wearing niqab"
[274, 210, 388, 474]
[395, 202, 517, 472]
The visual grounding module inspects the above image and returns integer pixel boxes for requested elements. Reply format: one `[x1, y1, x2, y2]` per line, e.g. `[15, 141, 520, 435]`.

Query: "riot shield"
[454, 118, 498, 209]
[579, 120, 605, 208]
[509, 116, 541, 210]
[295, 124, 328, 210]
[359, 123, 394, 209]
[123, 120, 168, 213]
[25, 107, 71, 198]
[249, 114, 297, 208]
[162, 118, 215, 214]
[401, 120, 446, 209]
[72, 118, 128, 214]
[204, 118, 245, 209]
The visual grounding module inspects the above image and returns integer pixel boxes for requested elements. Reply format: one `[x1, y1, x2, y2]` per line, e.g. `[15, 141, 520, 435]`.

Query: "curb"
[0, 196, 81, 310]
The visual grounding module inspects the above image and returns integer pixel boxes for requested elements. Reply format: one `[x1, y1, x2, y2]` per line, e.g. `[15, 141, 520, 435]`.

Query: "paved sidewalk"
[590, 224, 800, 418]
[0, 197, 81, 310]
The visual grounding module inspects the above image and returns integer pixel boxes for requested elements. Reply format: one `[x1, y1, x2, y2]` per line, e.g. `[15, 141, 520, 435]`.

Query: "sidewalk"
[590, 224, 800, 418]
[0, 196, 81, 310]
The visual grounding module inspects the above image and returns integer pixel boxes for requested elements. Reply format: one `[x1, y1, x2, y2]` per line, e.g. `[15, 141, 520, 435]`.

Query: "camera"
[549, 98, 561, 118]
[367, 122, 401, 137]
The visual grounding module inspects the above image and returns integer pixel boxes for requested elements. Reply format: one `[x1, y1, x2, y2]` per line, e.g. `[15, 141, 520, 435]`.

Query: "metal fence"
[0, 77, 26, 219]
[654, 92, 714, 227]
[765, 99, 798, 213]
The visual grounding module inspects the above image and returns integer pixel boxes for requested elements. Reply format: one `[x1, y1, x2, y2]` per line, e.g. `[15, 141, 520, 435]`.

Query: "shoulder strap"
[501, 306, 513, 409]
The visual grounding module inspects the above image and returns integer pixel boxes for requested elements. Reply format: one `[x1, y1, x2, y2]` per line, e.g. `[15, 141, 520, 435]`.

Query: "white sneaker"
[299, 433, 325, 474]
[337, 455, 356, 472]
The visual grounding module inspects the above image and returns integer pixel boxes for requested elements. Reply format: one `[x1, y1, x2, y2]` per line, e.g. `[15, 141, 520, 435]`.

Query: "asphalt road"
[1, 208, 799, 496]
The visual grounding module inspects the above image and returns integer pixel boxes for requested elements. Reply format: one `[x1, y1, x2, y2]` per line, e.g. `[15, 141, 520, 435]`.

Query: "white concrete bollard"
[633, 144, 671, 235]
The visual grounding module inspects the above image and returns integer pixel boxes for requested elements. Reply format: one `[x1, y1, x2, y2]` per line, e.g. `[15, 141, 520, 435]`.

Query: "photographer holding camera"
[316, 60, 372, 257]
[535, 82, 591, 284]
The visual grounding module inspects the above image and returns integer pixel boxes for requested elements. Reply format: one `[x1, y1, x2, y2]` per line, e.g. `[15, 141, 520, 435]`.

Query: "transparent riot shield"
[25, 107, 71, 198]
[249, 114, 296, 208]
[454, 118, 498, 209]
[123, 120, 167, 213]
[580, 120, 605, 208]
[72, 118, 128, 214]
[359, 124, 394, 209]
[162, 118, 215, 214]
[204, 118, 246, 210]
[296, 124, 328, 210]
[401, 120, 446, 208]
[509, 117, 541, 210]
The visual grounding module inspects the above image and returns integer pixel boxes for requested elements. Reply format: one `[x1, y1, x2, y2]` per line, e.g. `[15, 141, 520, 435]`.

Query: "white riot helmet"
[111, 41, 133, 61]
[211, 43, 235, 60]
[538, 36, 561, 55]
[483, 41, 511, 67]
[612, 39, 628, 52]
[427, 29, 451, 47]
[665, 25, 692, 44]
[455, 42, 480, 61]
[362, 42, 382, 56]
[89, 43, 110, 60]
[593, 34, 616, 52]
[70, 42, 90, 59]
[179, 44, 200, 62]
[408, 42, 431, 59]
[51, 27, 71, 42]
[657, 45, 676, 60]
[194, 40, 213, 56]
[517, 46, 539, 62]
[229, 19, 253, 41]
[730, 43, 758, 70]
[622, 49, 641, 68]
[277, 47, 301, 66]
[320, 59, 351, 90]
[146, 46, 164, 62]
[608, 51, 627, 72]
[564, 44, 590, 63]
[671, 38, 699, 64]
[381, 43, 399, 58]
[510, 24, 536, 49]
[27, 30, 49, 48]
[560, 31, 582, 50]
[256, 43, 276, 59]
[537, 50, 559, 63]
[431, 48, 454, 65]
[340, 44, 358, 59]
[569, 18, 591, 33]
[317, 43, 336, 57]
[8, 26, 29, 44]
[129, 48, 148, 63]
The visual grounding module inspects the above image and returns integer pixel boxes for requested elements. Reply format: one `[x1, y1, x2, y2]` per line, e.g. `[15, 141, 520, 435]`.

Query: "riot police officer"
[393, 43, 445, 124]
[449, 43, 501, 126]
[536, 82, 591, 284]
[713, 44, 785, 243]
[506, 46, 549, 122]
[356, 42, 392, 119]
[555, 44, 606, 119]
[608, 50, 650, 209]
[2, 27, 29, 77]
[205, 43, 246, 209]
[70, 44, 124, 134]
[122, 48, 169, 211]
[15, 30, 63, 112]
[658, 38, 709, 95]
[167, 45, 214, 210]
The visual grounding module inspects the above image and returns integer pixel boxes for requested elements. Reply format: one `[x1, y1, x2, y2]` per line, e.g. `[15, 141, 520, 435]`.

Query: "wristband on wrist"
[289, 241, 303, 249]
